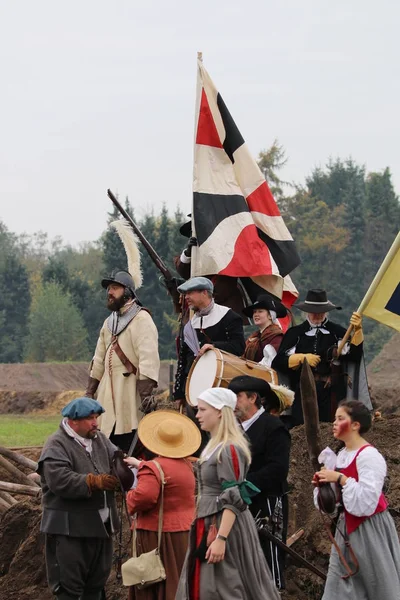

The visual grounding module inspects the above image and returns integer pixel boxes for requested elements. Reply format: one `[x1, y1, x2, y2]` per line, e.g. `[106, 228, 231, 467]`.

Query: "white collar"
[241, 406, 265, 431]
[62, 418, 93, 453]
[191, 303, 229, 329]
[305, 317, 330, 336]
[200, 442, 223, 462]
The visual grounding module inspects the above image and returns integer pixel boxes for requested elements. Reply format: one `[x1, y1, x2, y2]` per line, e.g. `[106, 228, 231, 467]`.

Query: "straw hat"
[138, 410, 201, 458]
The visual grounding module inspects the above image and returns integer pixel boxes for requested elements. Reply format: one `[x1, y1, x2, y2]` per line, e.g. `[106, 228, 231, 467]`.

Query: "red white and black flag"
[191, 55, 300, 305]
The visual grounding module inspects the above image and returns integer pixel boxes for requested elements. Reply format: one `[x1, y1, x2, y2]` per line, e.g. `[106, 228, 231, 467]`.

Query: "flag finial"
[197, 51, 203, 61]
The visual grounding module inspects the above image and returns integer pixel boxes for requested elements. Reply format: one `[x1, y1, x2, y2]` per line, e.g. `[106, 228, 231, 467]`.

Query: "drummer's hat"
[228, 375, 294, 414]
[177, 276, 213, 294]
[294, 289, 341, 314]
[243, 294, 287, 319]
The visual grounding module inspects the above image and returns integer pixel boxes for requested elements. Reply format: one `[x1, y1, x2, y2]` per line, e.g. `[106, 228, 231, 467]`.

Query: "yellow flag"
[360, 231, 400, 332]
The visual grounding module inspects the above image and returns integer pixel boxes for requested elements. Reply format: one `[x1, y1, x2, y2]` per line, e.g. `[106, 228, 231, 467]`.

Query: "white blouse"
[314, 446, 387, 517]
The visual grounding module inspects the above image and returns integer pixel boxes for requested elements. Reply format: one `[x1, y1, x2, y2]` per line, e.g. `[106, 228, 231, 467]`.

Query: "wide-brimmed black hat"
[243, 294, 287, 319]
[179, 214, 192, 238]
[294, 289, 341, 314]
[228, 376, 294, 413]
[229, 375, 273, 398]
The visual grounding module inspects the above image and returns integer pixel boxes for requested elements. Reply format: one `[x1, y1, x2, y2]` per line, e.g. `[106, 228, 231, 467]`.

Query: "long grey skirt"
[175, 508, 280, 600]
[322, 510, 400, 600]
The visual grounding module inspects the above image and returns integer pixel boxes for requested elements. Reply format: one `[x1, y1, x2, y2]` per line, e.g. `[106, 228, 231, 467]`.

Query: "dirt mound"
[0, 362, 173, 415]
[0, 363, 90, 392]
[1, 417, 399, 599]
[281, 415, 400, 599]
[0, 500, 128, 600]
[0, 390, 85, 414]
[367, 333, 400, 414]
[0, 363, 89, 414]
[0, 496, 130, 600]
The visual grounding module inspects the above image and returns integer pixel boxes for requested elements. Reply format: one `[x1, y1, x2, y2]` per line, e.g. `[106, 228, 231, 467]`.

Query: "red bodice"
[339, 444, 387, 534]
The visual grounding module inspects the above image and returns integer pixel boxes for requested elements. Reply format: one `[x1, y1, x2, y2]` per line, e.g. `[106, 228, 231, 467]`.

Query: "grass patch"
[0, 414, 61, 447]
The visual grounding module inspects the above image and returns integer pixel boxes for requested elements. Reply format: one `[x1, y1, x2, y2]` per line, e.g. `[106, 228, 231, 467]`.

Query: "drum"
[185, 349, 278, 407]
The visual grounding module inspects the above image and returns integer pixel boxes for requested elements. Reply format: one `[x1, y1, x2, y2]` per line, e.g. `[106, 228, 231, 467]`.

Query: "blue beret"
[61, 397, 105, 419]
[177, 277, 214, 294]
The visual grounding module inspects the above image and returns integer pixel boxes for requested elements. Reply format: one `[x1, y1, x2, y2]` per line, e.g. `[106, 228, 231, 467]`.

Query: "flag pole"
[190, 51, 203, 278]
[337, 231, 400, 356]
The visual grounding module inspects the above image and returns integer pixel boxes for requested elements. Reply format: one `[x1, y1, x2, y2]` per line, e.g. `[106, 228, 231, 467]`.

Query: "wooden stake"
[0, 445, 38, 471]
[0, 454, 40, 487]
[0, 481, 41, 497]
[0, 490, 18, 505]
[0, 496, 11, 512]
[287, 528, 305, 548]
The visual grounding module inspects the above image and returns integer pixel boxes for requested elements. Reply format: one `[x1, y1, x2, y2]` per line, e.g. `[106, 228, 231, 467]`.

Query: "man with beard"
[173, 276, 245, 403]
[38, 397, 119, 600]
[228, 375, 291, 591]
[85, 270, 160, 453]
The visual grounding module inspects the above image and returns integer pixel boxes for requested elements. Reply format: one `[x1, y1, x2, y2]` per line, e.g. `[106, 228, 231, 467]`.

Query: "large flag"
[191, 55, 300, 304]
[360, 231, 400, 332]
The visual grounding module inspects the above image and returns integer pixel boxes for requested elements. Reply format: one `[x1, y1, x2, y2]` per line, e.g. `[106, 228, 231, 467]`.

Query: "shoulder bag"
[121, 460, 167, 589]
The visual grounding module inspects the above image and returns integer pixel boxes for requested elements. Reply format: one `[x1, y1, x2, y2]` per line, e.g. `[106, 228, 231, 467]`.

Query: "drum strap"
[199, 320, 212, 344]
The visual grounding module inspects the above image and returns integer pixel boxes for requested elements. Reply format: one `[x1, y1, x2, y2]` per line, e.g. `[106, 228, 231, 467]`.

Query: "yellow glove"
[350, 312, 364, 346]
[288, 353, 321, 369]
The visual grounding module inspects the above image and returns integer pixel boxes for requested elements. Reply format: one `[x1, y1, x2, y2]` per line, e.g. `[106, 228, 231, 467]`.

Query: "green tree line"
[0, 149, 399, 364]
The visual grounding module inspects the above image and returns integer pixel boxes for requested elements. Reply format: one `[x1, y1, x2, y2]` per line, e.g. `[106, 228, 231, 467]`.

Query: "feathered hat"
[101, 219, 143, 294]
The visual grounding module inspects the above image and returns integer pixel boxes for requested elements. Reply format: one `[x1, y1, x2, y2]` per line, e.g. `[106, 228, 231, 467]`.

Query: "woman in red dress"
[124, 410, 201, 600]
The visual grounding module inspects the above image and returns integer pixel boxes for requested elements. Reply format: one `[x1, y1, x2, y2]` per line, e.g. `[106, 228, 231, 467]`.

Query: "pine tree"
[153, 205, 179, 357]
[24, 282, 89, 361]
[257, 140, 289, 205]
[0, 222, 31, 362]
[364, 169, 400, 286]
[101, 200, 127, 275]
[284, 190, 349, 309]
[338, 161, 367, 319]
[303, 159, 367, 324]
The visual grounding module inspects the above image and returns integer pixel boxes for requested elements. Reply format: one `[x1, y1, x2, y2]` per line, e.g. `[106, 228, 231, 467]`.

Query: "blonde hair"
[199, 406, 252, 465]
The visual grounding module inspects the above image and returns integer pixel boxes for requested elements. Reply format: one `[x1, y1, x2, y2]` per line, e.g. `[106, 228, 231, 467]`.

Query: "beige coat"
[90, 310, 160, 437]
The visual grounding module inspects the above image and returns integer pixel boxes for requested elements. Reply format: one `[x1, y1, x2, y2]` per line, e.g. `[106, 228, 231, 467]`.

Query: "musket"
[256, 522, 327, 581]
[107, 189, 181, 312]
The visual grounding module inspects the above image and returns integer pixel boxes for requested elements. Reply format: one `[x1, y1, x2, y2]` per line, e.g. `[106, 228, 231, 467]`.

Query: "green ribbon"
[221, 479, 261, 505]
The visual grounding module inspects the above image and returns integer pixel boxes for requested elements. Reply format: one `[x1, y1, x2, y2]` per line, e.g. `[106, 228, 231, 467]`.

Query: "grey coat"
[176, 444, 280, 600]
[37, 425, 119, 538]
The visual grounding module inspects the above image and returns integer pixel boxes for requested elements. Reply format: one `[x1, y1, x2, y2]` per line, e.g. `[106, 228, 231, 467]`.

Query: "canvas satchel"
[121, 461, 167, 589]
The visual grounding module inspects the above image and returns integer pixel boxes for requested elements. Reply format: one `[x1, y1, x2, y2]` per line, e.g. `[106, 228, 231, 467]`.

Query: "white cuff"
[180, 251, 191, 264]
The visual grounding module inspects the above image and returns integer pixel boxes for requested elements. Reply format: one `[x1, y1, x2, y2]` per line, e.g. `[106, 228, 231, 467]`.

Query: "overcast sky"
[1, 1, 399, 246]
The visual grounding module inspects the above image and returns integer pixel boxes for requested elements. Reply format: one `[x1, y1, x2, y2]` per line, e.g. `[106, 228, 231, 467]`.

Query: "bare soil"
[1, 415, 399, 600]
[0, 362, 172, 415]
[367, 333, 400, 415]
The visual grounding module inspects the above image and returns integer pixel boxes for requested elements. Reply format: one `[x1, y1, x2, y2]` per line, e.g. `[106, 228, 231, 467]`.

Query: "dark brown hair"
[244, 391, 262, 409]
[338, 399, 372, 434]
